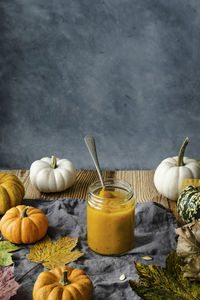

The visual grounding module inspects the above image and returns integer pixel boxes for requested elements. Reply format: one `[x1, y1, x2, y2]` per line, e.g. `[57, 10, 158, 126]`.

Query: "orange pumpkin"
[0, 205, 48, 244]
[0, 173, 25, 214]
[33, 266, 93, 300]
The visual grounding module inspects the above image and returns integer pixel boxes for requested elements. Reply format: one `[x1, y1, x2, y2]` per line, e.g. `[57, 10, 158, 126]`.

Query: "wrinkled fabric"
[5, 198, 177, 300]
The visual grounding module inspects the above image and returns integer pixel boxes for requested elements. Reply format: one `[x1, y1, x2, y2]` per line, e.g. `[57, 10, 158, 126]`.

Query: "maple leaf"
[0, 266, 20, 300]
[129, 252, 200, 300]
[27, 235, 84, 269]
[0, 240, 21, 266]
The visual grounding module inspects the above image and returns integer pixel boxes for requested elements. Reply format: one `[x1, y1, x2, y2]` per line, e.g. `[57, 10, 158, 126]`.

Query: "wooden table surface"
[1, 169, 179, 222]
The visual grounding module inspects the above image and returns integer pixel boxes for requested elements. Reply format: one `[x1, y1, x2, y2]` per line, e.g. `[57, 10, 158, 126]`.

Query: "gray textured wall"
[0, 0, 200, 170]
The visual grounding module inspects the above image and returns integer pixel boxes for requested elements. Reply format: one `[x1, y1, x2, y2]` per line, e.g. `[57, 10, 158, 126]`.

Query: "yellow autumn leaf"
[27, 235, 83, 269]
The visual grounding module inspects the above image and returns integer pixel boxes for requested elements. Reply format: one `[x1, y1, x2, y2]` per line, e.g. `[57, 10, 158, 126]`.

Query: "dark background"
[1, 0, 200, 170]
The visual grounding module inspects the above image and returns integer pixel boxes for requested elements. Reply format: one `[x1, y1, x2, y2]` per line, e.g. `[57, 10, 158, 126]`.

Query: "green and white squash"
[177, 185, 200, 224]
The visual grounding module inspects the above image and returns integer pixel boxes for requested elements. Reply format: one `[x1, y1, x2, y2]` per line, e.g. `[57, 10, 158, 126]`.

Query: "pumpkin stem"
[50, 156, 57, 169]
[21, 206, 30, 218]
[177, 137, 189, 166]
[59, 270, 71, 286]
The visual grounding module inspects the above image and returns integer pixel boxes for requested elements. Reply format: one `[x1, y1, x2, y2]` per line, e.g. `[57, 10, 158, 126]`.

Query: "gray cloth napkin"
[7, 198, 177, 300]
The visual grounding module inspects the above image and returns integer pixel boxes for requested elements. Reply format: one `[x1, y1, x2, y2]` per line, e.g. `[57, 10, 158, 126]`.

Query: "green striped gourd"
[177, 185, 200, 224]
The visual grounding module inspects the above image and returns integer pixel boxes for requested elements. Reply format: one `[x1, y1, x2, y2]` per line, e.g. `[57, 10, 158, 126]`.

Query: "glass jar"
[87, 178, 135, 255]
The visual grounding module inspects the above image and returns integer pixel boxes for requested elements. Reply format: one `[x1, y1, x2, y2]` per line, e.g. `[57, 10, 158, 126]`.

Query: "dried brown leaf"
[176, 220, 200, 280]
[175, 220, 200, 257]
[181, 254, 200, 281]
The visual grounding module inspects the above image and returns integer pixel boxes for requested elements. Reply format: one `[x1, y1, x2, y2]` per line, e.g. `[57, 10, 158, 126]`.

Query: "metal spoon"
[84, 135, 105, 187]
[84, 136, 114, 198]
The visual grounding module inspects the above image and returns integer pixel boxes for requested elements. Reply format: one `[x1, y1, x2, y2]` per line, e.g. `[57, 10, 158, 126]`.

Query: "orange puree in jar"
[98, 186, 114, 198]
[87, 180, 135, 255]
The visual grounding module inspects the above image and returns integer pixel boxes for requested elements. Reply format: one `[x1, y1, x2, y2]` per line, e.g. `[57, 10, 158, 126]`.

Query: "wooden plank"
[114, 170, 168, 204]
[0, 169, 178, 220]
[0, 169, 115, 200]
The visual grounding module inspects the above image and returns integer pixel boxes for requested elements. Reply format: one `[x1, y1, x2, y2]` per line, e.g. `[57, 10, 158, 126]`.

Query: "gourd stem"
[177, 137, 189, 166]
[51, 156, 57, 169]
[21, 206, 30, 218]
[59, 270, 71, 286]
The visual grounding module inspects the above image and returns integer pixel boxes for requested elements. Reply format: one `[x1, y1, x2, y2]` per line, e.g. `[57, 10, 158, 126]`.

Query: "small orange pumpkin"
[0, 205, 48, 244]
[33, 265, 93, 300]
[0, 173, 25, 214]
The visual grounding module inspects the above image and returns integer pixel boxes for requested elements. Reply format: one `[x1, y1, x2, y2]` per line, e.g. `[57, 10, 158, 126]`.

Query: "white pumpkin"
[154, 138, 200, 201]
[30, 156, 76, 193]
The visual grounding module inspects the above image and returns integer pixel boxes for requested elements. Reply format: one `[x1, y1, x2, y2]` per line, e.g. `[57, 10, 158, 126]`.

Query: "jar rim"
[88, 178, 134, 204]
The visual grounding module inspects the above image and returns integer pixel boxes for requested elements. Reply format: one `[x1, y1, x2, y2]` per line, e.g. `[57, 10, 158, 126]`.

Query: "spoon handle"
[84, 136, 105, 187]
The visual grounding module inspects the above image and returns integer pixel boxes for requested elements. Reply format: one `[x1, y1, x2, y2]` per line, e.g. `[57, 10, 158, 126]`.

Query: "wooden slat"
[42, 170, 115, 200]
[0, 169, 178, 220]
